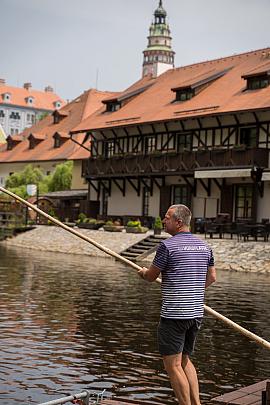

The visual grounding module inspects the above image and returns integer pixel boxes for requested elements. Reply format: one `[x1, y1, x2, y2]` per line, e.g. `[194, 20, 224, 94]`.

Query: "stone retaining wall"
[2, 226, 270, 274]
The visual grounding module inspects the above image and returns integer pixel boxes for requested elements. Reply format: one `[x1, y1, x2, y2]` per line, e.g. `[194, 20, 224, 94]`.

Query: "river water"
[0, 244, 269, 405]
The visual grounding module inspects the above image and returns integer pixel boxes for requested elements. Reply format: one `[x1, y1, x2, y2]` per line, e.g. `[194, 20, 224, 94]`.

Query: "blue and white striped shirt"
[153, 232, 214, 319]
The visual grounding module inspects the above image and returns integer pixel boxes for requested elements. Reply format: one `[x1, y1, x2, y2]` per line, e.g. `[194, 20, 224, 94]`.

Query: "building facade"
[71, 48, 270, 223]
[0, 79, 65, 137]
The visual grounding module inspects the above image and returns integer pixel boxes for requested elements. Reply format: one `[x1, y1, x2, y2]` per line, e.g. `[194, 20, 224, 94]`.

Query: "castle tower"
[142, 0, 175, 77]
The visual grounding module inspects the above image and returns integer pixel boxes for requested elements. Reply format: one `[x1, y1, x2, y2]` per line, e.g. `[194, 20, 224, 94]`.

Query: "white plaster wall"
[192, 182, 220, 218]
[108, 183, 141, 216]
[257, 182, 270, 221]
[71, 160, 87, 190]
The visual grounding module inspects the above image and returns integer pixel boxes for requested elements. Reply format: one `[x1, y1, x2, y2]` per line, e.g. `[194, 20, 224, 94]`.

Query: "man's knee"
[163, 353, 182, 374]
[181, 353, 189, 368]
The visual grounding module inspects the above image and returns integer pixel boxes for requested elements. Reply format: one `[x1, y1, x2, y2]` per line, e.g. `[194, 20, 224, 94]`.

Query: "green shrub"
[127, 220, 141, 228]
[154, 216, 163, 229]
[105, 220, 114, 226]
[77, 213, 87, 223]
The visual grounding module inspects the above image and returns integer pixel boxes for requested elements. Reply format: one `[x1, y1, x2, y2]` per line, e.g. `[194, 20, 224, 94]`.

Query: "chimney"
[0, 78, 6, 86]
[23, 82, 32, 90]
[45, 85, 54, 93]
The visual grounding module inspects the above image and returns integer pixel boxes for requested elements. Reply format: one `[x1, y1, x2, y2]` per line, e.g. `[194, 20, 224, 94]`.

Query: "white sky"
[1, 0, 270, 101]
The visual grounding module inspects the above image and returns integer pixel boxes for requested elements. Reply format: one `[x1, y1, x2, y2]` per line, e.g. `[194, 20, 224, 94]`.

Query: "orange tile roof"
[71, 47, 270, 133]
[0, 84, 66, 110]
[0, 88, 115, 163]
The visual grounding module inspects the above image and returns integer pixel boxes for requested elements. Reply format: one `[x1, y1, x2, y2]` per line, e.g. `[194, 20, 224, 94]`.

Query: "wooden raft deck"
[212, 379, 270, 404]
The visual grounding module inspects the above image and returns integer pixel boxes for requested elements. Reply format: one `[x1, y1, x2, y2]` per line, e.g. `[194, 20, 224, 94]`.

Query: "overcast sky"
[1, 0, 270, 101]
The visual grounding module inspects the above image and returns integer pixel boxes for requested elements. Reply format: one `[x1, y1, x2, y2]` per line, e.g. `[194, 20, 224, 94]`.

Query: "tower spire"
[142, 1, 175, 78]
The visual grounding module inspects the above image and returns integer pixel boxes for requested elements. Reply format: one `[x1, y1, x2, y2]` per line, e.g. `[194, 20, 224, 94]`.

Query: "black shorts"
[157, 317, 202, 356]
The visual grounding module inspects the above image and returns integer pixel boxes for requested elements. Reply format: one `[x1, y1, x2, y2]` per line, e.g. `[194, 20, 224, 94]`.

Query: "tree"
[5, 161, 73, 198]
[5, 164, 46, 198]
[48, 161, 73, 192]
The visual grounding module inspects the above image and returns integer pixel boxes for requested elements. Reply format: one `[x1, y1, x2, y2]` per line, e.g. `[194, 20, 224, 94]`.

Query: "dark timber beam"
[233, 114, 240, 126]
[113, 178, 126, 196]
[253, 112, 259, 124]
[164, 122, 170, 134]
[196, 118, 203, 130]
[100, 179, 111, 196]
[127, 178, 141, 196]
[198, 178, 211, 196]
[216, 116, 222, 128]
[182, 175, 195, 195]
[151, 124, 156, 134]
[180, 120, 185, 131]
[100, 130, 108, 140]
[70, 133, 91, 152]
[213, 178, 222, 191]
[88, 179, 99, 193]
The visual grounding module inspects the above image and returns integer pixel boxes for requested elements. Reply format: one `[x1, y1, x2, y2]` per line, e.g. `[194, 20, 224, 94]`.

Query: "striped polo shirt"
[153, 232, 214, 319]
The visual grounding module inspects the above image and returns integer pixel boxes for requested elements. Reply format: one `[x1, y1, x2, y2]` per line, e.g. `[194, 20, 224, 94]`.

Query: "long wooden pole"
[1, 186, 270, 351]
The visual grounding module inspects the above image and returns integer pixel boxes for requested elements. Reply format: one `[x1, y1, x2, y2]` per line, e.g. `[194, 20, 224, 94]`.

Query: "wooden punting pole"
[1, 186, 270, 351]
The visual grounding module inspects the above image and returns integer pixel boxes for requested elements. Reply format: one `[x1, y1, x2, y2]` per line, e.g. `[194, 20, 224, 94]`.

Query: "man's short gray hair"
[169, 204, 192, 226]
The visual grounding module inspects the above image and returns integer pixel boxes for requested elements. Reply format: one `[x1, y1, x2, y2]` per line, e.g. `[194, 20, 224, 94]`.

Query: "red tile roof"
[0, 89, 115, 163]
[0, 84, 66, 110]
[71, 47, 270, 133]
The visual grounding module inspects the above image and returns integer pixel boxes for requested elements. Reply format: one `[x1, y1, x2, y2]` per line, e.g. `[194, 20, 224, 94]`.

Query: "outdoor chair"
[235, 223, 250, 242]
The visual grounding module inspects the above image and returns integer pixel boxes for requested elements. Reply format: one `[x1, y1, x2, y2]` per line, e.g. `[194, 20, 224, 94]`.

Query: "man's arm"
[205, 266, 216, 288]
[138, 264, 161, 282]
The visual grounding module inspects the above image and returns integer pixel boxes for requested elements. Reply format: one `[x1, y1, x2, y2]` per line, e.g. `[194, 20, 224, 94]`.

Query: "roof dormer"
[25, 96, 35, 105]
[52, 109, 68, 124]
[2, 92, 11, 102]
[242, 61, 270, 90]
[6, 135, 22, 151]
[53, 131, 69, 148]
[28, 133, 46, 149]
[53, 100, 62, 109]
[172, 67, 232, 102]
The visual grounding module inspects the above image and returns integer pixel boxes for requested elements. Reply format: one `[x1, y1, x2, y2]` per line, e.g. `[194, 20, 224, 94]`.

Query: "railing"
[83, 148, 269, 178]
[37, 389, 105, 405]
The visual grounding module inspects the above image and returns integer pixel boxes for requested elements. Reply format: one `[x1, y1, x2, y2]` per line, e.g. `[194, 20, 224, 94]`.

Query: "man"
[138, 204, 216, 405]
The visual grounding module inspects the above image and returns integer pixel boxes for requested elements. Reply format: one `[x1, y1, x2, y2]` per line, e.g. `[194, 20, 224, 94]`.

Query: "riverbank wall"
[1, 225, 270, 273]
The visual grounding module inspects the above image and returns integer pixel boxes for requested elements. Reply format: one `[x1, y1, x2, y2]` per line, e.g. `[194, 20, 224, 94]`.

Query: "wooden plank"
[212, 379, 269, 404]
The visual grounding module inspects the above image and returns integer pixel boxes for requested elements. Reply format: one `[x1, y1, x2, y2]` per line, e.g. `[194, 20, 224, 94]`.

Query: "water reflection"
[0, 245, 269, 405]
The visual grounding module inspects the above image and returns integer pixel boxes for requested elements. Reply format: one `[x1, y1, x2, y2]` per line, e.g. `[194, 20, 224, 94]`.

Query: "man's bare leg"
[181, 354, 201, 405]
[163, 353, 191, 405]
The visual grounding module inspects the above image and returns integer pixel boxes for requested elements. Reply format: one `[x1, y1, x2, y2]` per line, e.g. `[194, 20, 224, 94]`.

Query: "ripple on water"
[0, 245, 269, 404]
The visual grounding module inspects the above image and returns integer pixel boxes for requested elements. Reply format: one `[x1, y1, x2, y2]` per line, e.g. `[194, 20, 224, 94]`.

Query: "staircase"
[120, 234, 168, 262]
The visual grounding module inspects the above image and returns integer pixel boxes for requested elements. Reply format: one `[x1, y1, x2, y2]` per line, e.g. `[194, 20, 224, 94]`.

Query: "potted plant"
[126, 220, 148, 233]
[154, 216, 163, 235]
[103, 220, 124, 232]
[78, 217, 104, 230]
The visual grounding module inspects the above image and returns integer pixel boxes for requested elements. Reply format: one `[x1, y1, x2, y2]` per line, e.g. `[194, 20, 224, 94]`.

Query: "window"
[239, 127, 257, 147]
[106, 102, 121, 112]
[105, 140, 114, 157]
[9, 111, 20, 120]
[54, 137, 61, 148]
[0, 110, 5, 118]
[145, 136, 156, 153]
[172, 185, 190, 207]
[175, 89, 194, 102]
[235, 185, 253, 220]
[142, 187, 150, 216]
[247, 76, 269, 90]
[178, 133, 192, 151]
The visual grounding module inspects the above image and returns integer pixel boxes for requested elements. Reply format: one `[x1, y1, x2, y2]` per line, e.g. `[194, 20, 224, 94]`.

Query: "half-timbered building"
[71, 47, 270, 224]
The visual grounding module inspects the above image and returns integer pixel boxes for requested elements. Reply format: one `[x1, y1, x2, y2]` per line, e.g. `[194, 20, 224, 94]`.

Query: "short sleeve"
[209, 249, 215, 267]
[152, 242, 169, 272]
